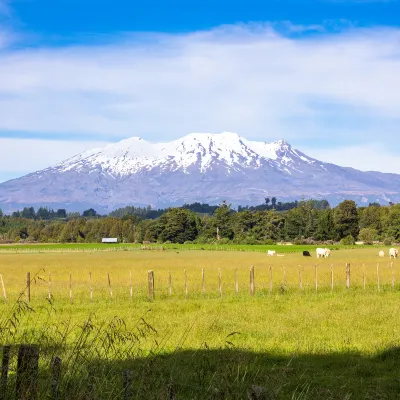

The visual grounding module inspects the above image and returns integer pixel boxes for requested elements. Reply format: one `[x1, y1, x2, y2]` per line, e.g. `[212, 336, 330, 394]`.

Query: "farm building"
[102, 238, 118, 243]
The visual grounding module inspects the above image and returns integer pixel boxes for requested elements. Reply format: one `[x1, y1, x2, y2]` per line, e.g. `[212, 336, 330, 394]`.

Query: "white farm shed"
[102, 238, 118, 243]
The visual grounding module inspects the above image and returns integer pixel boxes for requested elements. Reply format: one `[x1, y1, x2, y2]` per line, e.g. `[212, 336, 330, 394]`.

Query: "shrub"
[358, 228, 378, 245]
[340, 235, 355, 245]
[384, 237, 394, 246]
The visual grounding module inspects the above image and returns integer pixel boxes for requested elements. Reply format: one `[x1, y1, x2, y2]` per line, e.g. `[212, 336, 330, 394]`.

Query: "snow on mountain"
[1, 132, 400, 213]
[58, 132, 317, 176]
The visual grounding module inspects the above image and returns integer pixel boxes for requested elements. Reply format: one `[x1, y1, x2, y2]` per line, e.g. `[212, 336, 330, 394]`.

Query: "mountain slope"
[1, 132, 400, 212]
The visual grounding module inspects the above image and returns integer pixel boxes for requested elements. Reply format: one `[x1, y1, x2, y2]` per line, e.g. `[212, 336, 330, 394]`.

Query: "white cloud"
[0, 23, 400, 177]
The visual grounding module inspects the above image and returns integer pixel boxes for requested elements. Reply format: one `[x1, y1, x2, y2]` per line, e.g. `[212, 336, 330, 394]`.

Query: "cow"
[379, 251, 385, 257]
[303, 251, 311, 257]
[316, 248, 331, 258]
[389, 248, 399, 259]
[267, 250, 276, 256]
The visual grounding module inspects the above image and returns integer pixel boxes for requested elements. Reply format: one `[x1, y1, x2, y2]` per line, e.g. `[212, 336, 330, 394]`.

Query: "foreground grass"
[1, 249, 399, 398]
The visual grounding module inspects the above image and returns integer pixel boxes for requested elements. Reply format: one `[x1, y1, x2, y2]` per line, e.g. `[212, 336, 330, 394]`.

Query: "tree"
[56, 209, 67, 218]
[21, 207, 35, 219]
[383, 204, 400, 241]
[0, 208, 3, 217]
[158, 208, 200, 243]
[36, 207, 51, 220]
[358, 228, 378, 244]
[210, 202, 234, 240]
[271, 197, 277, 209]
[284, 201, 318, 240]
[359, 205, 382, 234]
[316, 209, 335, 240]
[82, 208, 98, 218]
[334, 200, 359, 240]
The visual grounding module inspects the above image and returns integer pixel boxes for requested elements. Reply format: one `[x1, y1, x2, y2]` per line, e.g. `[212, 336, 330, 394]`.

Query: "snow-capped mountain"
[1, 132, 400, 212]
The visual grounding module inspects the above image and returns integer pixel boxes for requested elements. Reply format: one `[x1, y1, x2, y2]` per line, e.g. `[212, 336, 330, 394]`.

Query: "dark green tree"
[158, 208, 200, 244]
[56, 209, 67, 218]
[334, 200, 359, 240]
[383, 204, 400, 241]
[210, 202, 234, 240]
[21, 207, 35, 219]
[82, 208, 98, 218]
[316, 209, 335, 240]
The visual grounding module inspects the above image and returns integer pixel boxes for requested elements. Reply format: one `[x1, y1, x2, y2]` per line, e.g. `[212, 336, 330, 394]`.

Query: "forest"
[0, 199, 399, 245]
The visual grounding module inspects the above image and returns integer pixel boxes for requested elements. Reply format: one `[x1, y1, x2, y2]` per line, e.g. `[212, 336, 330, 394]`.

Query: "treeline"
[0, 200, 399, 245]
[2, 199, 327, 221]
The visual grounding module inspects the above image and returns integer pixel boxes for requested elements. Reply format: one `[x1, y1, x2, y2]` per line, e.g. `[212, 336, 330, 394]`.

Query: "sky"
[0, 0, 399, 182]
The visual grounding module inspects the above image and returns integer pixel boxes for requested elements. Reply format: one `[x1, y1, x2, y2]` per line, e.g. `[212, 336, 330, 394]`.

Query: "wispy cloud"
[0, 23, 400, 178]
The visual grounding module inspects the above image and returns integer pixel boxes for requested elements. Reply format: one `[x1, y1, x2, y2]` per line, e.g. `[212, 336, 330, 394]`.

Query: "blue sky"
[0, 0, 400, 181]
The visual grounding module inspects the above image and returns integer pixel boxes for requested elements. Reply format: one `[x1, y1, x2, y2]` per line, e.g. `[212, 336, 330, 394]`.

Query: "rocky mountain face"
[1, 132, 399, 213]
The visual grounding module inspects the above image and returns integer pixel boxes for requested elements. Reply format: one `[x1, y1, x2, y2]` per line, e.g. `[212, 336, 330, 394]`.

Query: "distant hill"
[0, 132, 399, 212]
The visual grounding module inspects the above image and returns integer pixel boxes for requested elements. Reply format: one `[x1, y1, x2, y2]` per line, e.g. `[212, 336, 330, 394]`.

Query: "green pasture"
[0, 247, 399, 399]
[0, 241, 377, 254]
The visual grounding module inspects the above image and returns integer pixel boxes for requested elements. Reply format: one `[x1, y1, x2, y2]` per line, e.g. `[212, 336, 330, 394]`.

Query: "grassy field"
[0, 242, 358, 253]
[1, 247, 399, 399]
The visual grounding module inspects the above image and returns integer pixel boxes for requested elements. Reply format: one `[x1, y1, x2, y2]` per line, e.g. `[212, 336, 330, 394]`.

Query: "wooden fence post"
[269, 266, 273, 294]
[16, 345, 39, 400]
[168, 271, 172, 296]
[122, 370, 133, 400]
[391, 262, 395, 291]
[218, 269, 222, 298]
[26, 272, 31, 303]
[0, 275, 6, 303]
[69, 273, 72, 304]
[235, 269, 238, 295]
[201, 269, 205, 295]
[184, 269, 188, 299]
[346, 263, 351, 290]
[0, 345, 10, 400]
[89, 272, 93, 302]
[377, 263, 381, 292]
[315, 264, 318, 293]
[148, 271, 155, 300]
[130, 271, 133, 301]
[50, 357, 62, 400]
[107, 273, 113, 299]
[330, 264, 334, 292]
[250, 266, 255, 296]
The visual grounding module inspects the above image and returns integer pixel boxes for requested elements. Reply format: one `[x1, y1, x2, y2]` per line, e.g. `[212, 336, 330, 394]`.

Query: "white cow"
[316, 248, 331, 258]
[389, 248, 399, 259]
[379, 251, 385, 257]
[267, 250, 276, 256]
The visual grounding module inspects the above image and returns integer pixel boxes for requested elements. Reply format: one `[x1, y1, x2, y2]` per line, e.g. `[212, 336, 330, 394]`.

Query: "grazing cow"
[303, 251, 311, 257]
[267, 250, 276, 256]
[389, 248, 399, 259]
[316, 248, 331, 258]
[379, 251, 385, 257]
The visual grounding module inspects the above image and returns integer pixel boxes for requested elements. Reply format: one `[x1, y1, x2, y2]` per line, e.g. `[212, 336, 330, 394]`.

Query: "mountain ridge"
[1, 132, 400, 213]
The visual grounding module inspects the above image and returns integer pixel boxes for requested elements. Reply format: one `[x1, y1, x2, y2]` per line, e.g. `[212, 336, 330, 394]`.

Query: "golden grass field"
[1, 247, 400, 399]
